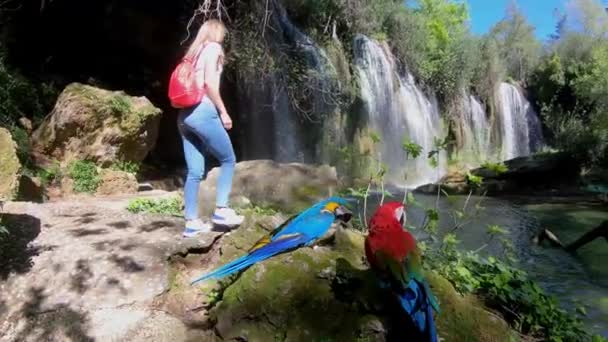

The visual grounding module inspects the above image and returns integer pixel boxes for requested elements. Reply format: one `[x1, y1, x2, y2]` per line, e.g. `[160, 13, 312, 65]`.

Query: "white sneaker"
[182, 218, 211, 238]
[212, 207, 244, 226]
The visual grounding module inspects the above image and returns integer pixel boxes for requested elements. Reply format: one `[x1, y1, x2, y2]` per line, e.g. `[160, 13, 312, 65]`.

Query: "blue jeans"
[178, 97, 236, 220]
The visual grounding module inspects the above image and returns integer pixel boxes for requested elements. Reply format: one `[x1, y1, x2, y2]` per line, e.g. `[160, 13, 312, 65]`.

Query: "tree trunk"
[533, 220, 608, 252]
[565, 220, 608, 252]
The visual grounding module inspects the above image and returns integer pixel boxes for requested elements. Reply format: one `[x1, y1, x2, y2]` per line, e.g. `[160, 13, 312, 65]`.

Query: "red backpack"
[168, 45, 208, 109]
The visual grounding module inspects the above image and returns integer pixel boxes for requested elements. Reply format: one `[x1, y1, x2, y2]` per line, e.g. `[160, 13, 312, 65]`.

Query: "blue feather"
[397, 279, 438, 342]
[190, 197, 349, 285]
[191, 234, 309, 285]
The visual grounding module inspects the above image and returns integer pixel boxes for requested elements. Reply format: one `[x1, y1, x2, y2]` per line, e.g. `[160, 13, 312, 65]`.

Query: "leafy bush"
[126, 197, 183, 217]
[0, 50, 58, 129]
[480, 161, 508, 175]
[36, 162, 62, 186]
[431, 251, 590, 341]
[237, 205, 279, 217]
[68, 160, 100, 193]
[9, 126, 31, 167]
[110, 160, 140, 176]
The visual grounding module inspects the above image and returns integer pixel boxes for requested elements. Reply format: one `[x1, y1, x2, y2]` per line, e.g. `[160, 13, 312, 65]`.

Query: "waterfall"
[236, 0, 339, 164]
[497, 83, 544, 160]
[461, 95, 491, 164]
[354, 35, 447, 187]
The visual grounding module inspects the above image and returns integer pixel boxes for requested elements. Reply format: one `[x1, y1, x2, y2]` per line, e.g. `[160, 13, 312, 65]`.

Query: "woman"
[177, 19, 243, 237]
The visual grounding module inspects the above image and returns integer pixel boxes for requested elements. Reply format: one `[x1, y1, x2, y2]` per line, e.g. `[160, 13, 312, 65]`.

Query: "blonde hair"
[184, 19, 226, 61]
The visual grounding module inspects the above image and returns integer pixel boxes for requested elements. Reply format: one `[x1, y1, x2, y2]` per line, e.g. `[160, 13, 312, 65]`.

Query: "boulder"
[202, 223, 516, 342]
[198, 160, 338, 214]
[0, 128, 21, 201]
[31, 83, 162, 167]
[416, 152, 582, 196]
[96, 169, 139, 196]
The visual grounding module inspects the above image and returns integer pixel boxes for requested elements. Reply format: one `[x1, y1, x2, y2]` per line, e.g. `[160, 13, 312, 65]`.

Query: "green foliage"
[68, 160, 100, 193]
[471, 37, 506, 105]
[102, 95, 132, 117]
[0, 49, 58, 129]
[486, 224, 508, 238]
[368, 131, 381, 144]
[36, 162, 62, 187]
[486, 2, 541, 83]
[284, 0, 398, 41]
[465, 172, 483, 188]
[110, 160, 140, 176]
[529, 0, 608, 167]
[480, 161, 508, 175]
[126, 197, 183, 217]
[238, 205, 279, 217]
[402, 138, 422, 158]
[9, 126, 31, 167]
[429, 248, 591, 341]
[414, 0, 476, 100]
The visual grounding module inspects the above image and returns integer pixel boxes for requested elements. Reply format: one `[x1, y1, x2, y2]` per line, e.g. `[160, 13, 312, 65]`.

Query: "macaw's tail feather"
[190, 234, 308, 285]
[397, 280, 438, 342]
[426, 295, 438, 342]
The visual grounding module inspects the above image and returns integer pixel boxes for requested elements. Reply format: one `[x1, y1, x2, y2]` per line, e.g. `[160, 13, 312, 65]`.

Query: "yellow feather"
[249, 235, 272, 253]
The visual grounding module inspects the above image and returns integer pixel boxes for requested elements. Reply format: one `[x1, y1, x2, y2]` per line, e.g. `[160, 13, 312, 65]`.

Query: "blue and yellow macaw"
[190, 197, 352, 285]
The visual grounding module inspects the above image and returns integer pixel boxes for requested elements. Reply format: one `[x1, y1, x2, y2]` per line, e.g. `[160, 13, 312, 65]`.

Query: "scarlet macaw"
[365, 201, 440, 342]
[191, 197, 352, 285]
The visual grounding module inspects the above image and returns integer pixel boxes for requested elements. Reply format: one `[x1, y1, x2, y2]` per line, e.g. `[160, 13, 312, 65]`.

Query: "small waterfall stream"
[497, 82, 544, 160]
[354, 35, 447, 187]
[461, 94, 491, 163]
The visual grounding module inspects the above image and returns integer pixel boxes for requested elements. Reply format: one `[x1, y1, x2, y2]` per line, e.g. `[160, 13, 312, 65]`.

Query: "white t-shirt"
[194, 42, 224, 87]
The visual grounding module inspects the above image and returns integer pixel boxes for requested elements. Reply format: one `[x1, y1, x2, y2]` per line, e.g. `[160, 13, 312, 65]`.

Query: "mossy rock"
[31, 83, 162, 168]
[0, 127, 21, 201]
[203, 223, 517, 342]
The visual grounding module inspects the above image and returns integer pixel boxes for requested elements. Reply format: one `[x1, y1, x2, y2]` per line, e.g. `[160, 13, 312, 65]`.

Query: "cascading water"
[236, 0, 339, 164]
[497, 82, 544, 160]
[353, 35, 447, 187]
[461, 95, 491, 164]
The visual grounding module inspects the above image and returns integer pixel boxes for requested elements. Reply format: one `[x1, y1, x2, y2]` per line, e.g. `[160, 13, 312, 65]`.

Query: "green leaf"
[402, 138, 423, 159]
[406, 192, 417, 206]
[576, 306, 587, 316]
[487, 224, 508, 236]
[369, 131, 381, 144]
[426, 208, 439, 221]
[465, 172, 483, 188]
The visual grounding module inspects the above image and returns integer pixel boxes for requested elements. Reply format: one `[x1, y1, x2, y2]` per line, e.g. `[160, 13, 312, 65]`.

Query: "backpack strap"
[183, 43, 208, 64]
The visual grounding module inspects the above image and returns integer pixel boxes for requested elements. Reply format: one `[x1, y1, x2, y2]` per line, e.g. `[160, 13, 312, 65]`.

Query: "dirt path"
[0, 191, 222, 341]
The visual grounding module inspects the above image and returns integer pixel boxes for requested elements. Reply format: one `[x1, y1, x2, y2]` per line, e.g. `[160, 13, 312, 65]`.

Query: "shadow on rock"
[75, 217, 97, 225]
[70, 259, 94, 294]
[139, 220, 177, 233]
[14, 286, 94, 342]
[0, 213, 42, 280]
[69, 228, 108, 237]
[109, 254, 145, 273]
[107, 221, 131, 229]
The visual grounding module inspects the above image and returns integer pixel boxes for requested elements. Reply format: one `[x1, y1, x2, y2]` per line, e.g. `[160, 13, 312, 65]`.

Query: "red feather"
[365, 202, 415, 269]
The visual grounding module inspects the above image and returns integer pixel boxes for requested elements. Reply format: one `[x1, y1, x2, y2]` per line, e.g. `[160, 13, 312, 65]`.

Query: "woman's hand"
[220, 110, 233, 130]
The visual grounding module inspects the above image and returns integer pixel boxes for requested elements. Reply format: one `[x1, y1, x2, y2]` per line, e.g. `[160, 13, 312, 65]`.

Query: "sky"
[466, 0, 567, 41]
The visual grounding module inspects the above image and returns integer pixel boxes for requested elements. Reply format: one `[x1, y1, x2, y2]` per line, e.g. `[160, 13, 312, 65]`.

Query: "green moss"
[213, 247, 365, 341]
[0, 127, 21, 200]
[64, 83, 161, 136]
[426, 272, 517, 342]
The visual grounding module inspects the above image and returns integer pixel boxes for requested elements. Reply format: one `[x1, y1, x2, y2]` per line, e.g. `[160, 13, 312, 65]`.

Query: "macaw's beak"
[335, 205, 353, 223]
